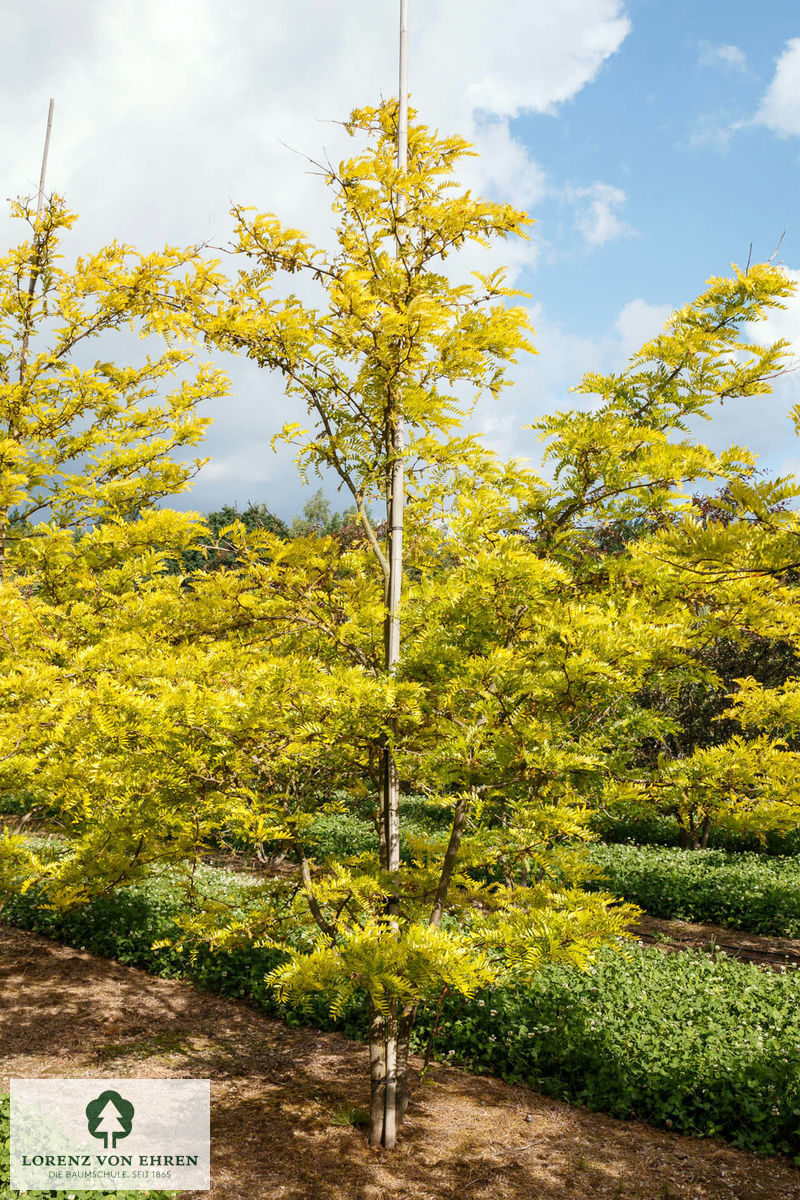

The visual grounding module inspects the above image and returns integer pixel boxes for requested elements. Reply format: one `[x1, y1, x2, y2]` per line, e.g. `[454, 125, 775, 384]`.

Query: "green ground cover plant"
[419, 949, 800, 1157]
[585, 843, 800, 935]
[256, 809, 800, 939]
[4, 868, 800, 1158]
[593, 813, 800, 856]
[0, 1098, 172, 1200]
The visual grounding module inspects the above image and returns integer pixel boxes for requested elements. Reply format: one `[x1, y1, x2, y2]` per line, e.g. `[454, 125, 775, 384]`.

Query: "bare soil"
[631, 915, 800, 971]
[2, 924, 799, 1200]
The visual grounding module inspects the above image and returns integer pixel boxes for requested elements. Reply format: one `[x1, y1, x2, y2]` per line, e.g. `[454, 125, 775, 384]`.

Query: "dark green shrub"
[586, 843, 800, 936]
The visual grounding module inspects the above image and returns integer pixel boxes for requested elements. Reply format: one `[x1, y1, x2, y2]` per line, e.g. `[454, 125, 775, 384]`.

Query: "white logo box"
[11, 1078, 210, 1192]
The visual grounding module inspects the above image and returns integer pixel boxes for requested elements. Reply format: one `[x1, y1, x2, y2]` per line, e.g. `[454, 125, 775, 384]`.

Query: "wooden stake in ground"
[372, 0, 409, 1153]
[1, 98, 55, 581]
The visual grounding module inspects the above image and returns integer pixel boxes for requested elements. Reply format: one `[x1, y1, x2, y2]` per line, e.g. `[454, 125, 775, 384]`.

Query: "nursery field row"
[8, 800, 800, 939]
[585, 843, 800, 938]
[593, 814, 800, 857]
[4, 867, 800, 1159]
[274, 811, 800, 939]
[249, 809, 800, 939]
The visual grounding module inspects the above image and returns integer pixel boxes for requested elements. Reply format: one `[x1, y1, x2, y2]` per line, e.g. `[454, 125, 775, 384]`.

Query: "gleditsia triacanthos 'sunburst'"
[0, 189, 227, 909]
[3, 103, 800, 1149]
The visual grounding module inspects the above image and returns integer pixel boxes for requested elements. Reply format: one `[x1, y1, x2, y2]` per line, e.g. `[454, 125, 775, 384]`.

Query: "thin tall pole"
[36, 99, 55, 215]
[2, 98, 56, 580]
[398, 1, 408, 180]
[379, 0, 409, 1154]
[20, 98, 55, 376]
[383, 0, 409, 894]
[385, 2, 408, 683]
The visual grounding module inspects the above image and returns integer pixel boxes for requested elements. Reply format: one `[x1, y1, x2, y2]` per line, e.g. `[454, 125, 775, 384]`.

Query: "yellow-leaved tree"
[0, 106, 642, 1151]
[0, 193, 227, 559]
[0, 192, 227, 842]
[3, 104, 800, 1157]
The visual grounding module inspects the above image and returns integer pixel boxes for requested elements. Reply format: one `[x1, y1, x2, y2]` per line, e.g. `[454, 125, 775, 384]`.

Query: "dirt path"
[631, 915, 800, 971]
[2, 925, 800, 1199]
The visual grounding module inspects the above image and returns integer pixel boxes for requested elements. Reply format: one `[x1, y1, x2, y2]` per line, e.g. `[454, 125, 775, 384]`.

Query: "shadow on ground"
[2, 924, 799, 1200]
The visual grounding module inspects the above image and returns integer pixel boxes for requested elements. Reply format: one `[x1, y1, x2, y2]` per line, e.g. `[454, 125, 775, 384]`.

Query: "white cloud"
[697, 42, 748, 72]
[755, 38, 800, 136]
[459, 118, 548, 211]
[614, 298, 672, 358]
[460, 1, 630, 117]
[569, 182, 633, 247]
[0, 0, 632, 248]
[687, 115, 735, 152]
[0, 0, 632, 515]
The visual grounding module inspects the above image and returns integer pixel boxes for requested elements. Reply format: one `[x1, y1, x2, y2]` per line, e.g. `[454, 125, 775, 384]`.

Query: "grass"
[326, 1103, 370, 1128]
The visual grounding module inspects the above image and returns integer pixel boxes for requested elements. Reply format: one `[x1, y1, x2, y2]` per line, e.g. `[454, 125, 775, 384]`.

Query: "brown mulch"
[631, 915, 800, 971]
[2, 925, 800, 1199]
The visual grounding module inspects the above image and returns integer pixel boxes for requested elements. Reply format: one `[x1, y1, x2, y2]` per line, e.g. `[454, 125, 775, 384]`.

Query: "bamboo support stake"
[36, 98, 55, 215]
[21, 96, 55, 372]
[378, 0, 409, 1153]
[1, 99, 56, 581]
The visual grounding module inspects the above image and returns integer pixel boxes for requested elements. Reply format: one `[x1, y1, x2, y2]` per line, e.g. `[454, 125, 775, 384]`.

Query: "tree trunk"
[371, 998, 412, 1147]
[396, 1005, 415, 1125]
[430, 792, 469, 927]
[369, 1000, 387, 1147]
[700, 814, 711, 849]
[369, 1000, 415, 1147]
[383, 1002, 398, 1149]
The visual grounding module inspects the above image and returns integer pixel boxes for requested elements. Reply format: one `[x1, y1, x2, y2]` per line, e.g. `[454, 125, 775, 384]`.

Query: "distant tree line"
[177, 489, 365, 573]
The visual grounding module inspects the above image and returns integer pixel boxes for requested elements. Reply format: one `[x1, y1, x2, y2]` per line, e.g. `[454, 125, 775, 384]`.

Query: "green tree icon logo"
[86, 1090, 135, 1149]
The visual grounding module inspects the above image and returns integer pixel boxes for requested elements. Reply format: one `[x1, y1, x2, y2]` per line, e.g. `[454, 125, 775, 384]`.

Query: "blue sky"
[2, 1, 799, 519]
[522, 0, 799, 336]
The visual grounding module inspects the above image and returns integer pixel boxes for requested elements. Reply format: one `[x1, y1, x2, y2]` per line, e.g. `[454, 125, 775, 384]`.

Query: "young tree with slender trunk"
[5, 95, 798, 1156]
[200, 98, 544, 1145]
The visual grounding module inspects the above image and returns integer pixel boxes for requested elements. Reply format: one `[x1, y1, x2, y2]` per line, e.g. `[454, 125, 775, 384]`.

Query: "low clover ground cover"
[0, 1098, 173, 1200]
[593, 813, 800, 856]
[418, 950, 800, 1157]
[254, 807, 800, 939]
[4, 865, 800, 1157]
[585, 843, 800, 937]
